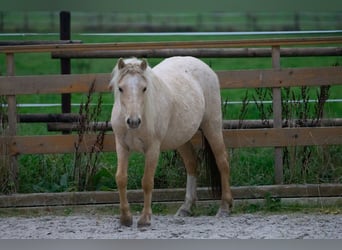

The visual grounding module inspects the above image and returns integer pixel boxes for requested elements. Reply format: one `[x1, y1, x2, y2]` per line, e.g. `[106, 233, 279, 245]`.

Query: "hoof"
[120, 215, 133, 227]
[137, 220, 151, 228]
[137, 214, 151, 228]
[215, 208, 231, 218]
[175, 208, 192, 217]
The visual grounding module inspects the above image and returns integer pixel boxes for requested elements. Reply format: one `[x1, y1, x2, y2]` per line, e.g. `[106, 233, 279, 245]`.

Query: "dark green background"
[2, 0, 342, 12]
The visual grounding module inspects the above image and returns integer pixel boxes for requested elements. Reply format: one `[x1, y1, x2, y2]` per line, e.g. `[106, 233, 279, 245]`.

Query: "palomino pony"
[109, 56, 233, 227]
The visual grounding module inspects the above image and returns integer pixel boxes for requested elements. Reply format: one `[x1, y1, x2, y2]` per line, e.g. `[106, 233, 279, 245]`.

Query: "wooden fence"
[0, 36, 342, 206]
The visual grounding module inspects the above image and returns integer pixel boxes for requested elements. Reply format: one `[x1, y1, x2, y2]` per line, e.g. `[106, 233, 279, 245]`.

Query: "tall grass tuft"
[281, 85, 337, 184]
[73, 81, 109, 191]
[253, 88, 273, 126]
[155, 150, 186, 189]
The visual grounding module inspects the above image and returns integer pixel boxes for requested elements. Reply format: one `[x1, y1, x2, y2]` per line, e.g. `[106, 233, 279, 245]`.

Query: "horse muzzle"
[126, 116, 142, 129]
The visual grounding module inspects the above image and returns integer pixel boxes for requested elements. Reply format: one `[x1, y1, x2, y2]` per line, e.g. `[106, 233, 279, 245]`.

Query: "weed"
[92, 166, 116, 191]
[192, 203, 219, 216]
[221, 97, 229, 119]
[313, 85, 330, 126]
[230, 148, 275, 186]
[130, 204, 144, 213]
[18, 154, 73, 193]
[63, 208, 73, 216]
[253, 87, 273, 126]
[155, 151, 186, 189]
[73, 81, 109, 191]
[152, 203, 169, 214]
[238, 90, 250, 128]
[282, 85, 335, 184]
[244, 203, 263, 213]
[264, 193, 282, 212]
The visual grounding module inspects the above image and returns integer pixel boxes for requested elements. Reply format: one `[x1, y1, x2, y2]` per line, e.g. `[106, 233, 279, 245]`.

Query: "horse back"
[153, 56, 220, 94]
[154, 56, 222, 117]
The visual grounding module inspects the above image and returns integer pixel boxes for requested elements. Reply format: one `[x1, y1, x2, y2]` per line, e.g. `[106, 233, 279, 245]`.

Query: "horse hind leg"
[175, 141, 198, 217]
[201, 123, 233, 217]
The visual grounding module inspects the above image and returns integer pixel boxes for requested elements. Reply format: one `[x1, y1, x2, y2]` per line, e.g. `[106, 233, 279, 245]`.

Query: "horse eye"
[142, 87, 147, 92]
[118, 87, 123, 93]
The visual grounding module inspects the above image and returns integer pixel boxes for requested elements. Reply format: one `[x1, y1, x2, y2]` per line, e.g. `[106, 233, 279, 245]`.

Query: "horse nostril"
[126, 117, 141, 128]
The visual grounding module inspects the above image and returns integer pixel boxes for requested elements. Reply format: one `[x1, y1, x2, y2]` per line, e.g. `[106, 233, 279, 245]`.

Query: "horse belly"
[160, 126, 198, 150]
[160, 100, 204, 150]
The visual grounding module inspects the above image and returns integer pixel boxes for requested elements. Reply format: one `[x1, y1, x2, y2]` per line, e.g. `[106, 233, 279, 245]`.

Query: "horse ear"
[118, 58, 126, 70]
[140, 59, 148, 71]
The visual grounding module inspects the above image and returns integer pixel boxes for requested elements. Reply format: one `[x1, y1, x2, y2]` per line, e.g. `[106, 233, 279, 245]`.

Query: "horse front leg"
[115, 142, 132, 227]
[137, 146, 160, 228]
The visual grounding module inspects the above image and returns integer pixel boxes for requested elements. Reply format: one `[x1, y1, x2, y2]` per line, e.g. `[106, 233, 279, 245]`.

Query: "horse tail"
[202, 133, 222, 199]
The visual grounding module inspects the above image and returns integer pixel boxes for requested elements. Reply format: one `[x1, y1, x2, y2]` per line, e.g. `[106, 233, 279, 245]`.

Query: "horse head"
[109, 58, 149, 129]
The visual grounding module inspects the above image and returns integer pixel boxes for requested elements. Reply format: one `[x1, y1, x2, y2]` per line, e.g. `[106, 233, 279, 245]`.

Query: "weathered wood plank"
[0, 67, 341, 95]
[51, 47, 342, 59]
[3, 134, 116, 155]
[217, 66, 342, 89]
[46, 119, 342, 132]
[1, 37, 341, 53]
[192, 127, 342, 148]
[0, 184, 341, 208]
[2, 127, 341, 155]
[19, 113, 82, 123]
[219, 127, 342, 148]
[0, 40, 82, 46]
[0, 74, 111, 95]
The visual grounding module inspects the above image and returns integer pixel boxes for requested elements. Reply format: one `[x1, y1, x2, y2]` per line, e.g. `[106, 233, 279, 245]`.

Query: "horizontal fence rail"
[0, 40, 82, 46]
[2, 127, 342, 155]
[45, 119, 342, 132]
[51, 47, 342, 59]
[1, 184, 341, 208]
[1, 66, 342, 95]
[1, 37, 342, 53]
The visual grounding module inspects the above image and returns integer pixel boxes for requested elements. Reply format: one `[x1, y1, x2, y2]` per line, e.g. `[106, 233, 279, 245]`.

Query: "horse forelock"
[116, 58, 148, 84]
[120, 64, 144, 76]
[110, 58, 145, 92]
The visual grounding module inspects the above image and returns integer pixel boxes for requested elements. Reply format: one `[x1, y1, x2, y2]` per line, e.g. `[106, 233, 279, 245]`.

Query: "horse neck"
[149, 70, 169, 96]
[144, 69, 171, 136]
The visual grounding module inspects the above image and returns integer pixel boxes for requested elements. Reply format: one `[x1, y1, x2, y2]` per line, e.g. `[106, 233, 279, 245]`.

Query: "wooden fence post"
[272, 46, 283, 184]
[60, 11, 71, 115]
[6, 53, 18, 192]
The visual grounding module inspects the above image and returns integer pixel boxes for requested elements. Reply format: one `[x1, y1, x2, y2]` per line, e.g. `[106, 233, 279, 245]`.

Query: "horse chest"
[123, 132, 146, 153]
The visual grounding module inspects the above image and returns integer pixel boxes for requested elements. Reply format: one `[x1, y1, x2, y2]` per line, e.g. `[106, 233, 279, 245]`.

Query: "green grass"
[1, 33, 342, 193]
[2, 11, 340, 33]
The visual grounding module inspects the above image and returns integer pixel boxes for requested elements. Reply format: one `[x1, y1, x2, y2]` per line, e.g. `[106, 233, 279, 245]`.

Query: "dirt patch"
[1, 213, 342, 239]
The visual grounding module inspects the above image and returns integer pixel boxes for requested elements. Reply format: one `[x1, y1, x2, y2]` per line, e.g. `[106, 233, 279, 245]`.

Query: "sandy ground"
[1, 213, 342, 239]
